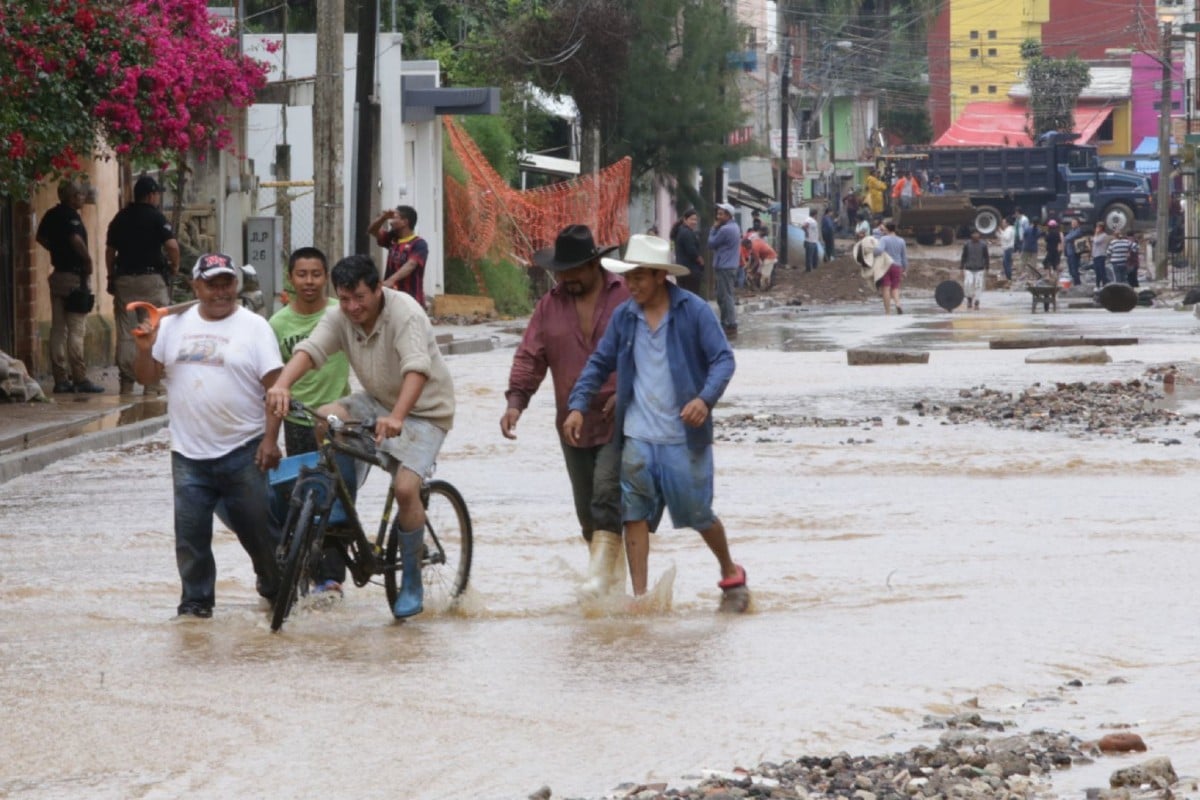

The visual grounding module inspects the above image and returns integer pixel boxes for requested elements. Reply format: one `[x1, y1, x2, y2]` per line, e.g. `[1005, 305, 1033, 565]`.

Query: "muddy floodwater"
[3, 290, 1200, 799]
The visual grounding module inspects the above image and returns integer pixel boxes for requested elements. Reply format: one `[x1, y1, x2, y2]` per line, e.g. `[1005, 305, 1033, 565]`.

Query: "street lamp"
[780, 38, 851, 267]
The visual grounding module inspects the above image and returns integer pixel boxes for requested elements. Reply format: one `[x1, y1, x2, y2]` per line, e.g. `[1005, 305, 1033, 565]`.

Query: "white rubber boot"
[605, 531, 627, 595]
[579, 530, 622, 597]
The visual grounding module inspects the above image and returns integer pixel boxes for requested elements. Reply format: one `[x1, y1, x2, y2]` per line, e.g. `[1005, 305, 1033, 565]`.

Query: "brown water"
[2, 297, 1199, 798]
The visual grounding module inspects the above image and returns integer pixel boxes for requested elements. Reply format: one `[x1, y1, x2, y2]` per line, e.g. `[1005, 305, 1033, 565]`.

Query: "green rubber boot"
[392, 528, 425, 619]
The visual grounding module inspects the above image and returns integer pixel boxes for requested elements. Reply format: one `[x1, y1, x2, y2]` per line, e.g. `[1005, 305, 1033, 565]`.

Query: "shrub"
[443, 257, 480, 296]
[479, 258, 532, 316]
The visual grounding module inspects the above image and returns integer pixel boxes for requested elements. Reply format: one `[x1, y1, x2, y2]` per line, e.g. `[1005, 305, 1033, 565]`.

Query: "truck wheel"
[974, 206, 1002, 236]
[939, 226, 956, 245]
[915, 232, 936, 246]
[1104, 203, 1135, 233]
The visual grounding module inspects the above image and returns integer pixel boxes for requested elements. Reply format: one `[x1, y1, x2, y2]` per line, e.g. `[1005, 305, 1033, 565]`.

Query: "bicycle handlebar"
[287, 399, 394, 470]
[288, 399, 376, 442]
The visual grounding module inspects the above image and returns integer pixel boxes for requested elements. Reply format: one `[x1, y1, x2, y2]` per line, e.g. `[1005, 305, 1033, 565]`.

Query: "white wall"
[244, 34, 445, 297]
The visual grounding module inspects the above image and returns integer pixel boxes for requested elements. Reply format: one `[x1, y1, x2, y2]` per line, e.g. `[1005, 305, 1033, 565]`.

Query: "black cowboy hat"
[532, 225, 619, 272]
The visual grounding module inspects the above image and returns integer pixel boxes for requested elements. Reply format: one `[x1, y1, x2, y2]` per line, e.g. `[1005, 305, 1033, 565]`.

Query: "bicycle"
[268, 400, 472, 632]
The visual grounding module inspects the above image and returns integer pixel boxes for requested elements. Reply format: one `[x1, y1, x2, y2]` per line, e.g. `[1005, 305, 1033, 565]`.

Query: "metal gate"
[1172, 169, 1199, 289]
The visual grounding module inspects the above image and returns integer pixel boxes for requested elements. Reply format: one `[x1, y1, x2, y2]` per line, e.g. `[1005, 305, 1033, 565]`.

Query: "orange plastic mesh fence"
[443, 117, 632, 270]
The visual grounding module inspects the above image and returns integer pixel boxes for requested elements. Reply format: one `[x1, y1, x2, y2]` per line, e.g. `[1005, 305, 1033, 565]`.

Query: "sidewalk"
[0, 365, 168, 484]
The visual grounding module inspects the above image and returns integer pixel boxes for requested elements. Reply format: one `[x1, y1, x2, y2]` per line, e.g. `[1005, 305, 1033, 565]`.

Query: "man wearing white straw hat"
[564, 235, 750, 613]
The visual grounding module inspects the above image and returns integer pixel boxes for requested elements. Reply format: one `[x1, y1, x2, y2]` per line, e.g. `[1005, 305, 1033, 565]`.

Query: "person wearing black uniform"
[37, 180, 104, 394]
[105, 175, 180, 395]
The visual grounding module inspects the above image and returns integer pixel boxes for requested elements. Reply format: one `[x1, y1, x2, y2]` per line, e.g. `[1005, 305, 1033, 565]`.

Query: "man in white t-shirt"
[133, 253, 285, 619]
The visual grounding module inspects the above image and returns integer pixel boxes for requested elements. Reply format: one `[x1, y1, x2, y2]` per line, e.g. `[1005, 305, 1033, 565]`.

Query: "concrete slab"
[445, 338, 496, 356]
[1024, 346, 1112, 365]
[990, 336, 1138, 350]
[846, 348, 930, 366]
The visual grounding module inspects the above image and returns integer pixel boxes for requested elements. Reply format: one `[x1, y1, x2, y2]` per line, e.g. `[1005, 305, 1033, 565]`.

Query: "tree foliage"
[1020, 38, 1090, 139]
[0, 0, 269, 199]
[611, 0, 749, 207]
[485, 0, 635, 171]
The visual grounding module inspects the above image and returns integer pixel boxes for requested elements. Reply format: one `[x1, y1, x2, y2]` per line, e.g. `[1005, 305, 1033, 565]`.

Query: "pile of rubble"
[716, 369, 1200, 443]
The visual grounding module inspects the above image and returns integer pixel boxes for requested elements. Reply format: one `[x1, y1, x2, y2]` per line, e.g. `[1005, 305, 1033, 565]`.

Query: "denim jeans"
[804, 241, 818, 271]
[172, 438, 280, 610]
[560, 438, 622, 541]
[1066, 252, 1081, 286]
[1002, 248, 1013, 280]
[715, 268, 737, 329]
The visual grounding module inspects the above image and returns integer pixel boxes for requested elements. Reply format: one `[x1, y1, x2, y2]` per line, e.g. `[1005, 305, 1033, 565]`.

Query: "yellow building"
[945, 0, 1044, 121]
[931, 0, 1135, 154]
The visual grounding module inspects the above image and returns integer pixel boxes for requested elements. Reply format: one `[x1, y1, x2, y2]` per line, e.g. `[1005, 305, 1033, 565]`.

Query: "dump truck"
[892, 195, 977, 245]
[887, 131, 1154, 236]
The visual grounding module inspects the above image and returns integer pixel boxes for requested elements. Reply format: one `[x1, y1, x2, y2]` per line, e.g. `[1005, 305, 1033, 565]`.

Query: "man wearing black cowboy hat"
[501, 224, 631, 599]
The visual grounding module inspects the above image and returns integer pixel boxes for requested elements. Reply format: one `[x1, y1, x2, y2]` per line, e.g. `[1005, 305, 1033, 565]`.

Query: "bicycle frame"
[284, 423, 400, 587]
[270, 399, 472, 631]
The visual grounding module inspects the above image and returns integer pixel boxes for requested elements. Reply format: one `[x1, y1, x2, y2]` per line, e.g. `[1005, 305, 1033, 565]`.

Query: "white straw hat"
[601, 235, 690, 277]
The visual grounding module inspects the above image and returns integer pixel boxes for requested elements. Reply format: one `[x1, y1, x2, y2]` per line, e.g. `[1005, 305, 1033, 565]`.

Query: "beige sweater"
[296, 288, 455, 431]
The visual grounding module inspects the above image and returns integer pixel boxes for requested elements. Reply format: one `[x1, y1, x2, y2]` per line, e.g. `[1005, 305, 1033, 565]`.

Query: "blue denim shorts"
[620, 437, 714, 531]
[338, 392, 446, 479]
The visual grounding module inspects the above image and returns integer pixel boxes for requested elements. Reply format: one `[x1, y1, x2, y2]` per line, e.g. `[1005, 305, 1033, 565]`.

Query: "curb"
[0, 415, 168, 485]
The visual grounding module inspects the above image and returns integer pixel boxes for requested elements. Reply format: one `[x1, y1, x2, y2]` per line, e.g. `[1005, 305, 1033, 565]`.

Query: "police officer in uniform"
[37, 180, 105, 394]
[105, 175, 181, 395]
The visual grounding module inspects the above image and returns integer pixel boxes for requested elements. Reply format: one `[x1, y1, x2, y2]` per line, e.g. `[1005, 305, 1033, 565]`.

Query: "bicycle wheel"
[385, 480, 473, 612]
[271, 490, 320, 632]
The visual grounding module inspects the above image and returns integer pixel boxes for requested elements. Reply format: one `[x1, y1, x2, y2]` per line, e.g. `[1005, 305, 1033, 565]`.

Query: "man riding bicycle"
[266, 254, 455, 620]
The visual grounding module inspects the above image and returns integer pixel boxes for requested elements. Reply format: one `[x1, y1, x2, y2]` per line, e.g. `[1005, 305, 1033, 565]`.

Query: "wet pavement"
[5, 285, 1200, 484]
[4, 286, 1200, 799]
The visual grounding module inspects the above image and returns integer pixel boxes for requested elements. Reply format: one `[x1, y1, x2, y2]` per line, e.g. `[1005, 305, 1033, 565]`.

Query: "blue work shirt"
[1064, 226, 1083, 257]
[1021, 224, 1041, 254]
[568, 283, 735, 452]
[707, 221, 742, 270]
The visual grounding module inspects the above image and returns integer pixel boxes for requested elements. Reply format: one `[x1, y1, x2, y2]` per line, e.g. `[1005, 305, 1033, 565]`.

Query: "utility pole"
[779, 39, 792, 268]
[279, 1, 291, 258]
[1157, 18, 1173, 281]
[314, 0, 344, 260]
[353, 0, 379, 256]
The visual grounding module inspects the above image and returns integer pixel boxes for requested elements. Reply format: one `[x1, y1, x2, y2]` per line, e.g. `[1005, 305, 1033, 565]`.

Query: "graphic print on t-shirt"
[174, 334, 228, 366]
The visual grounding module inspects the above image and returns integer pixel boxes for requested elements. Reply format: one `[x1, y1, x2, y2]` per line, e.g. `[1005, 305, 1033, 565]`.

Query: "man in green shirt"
[269, 247, 351, 593]
[270, 247, 352, 455]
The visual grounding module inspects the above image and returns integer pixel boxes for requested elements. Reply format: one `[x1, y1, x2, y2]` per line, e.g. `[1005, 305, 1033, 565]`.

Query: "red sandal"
[717, 564, 747, 590]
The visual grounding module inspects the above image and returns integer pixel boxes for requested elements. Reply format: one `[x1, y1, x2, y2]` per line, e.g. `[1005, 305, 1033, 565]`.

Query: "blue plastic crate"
[268, 452, 350, 525]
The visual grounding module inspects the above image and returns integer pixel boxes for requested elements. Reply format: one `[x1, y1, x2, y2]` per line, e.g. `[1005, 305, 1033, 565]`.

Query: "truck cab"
[1044, 133, 1153, 233]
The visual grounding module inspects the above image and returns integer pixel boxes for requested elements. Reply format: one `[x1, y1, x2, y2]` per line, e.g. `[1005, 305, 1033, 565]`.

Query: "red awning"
[934, 101, 1114, 147]
[1073, 104, 1115, 143]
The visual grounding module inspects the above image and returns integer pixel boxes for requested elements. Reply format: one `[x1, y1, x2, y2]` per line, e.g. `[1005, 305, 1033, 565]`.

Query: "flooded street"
[3, 290, 1200, 799]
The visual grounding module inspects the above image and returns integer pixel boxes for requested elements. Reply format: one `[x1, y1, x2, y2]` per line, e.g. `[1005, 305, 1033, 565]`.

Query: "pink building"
[1130, 51, 1185, 152]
